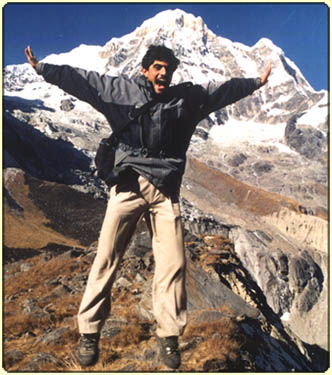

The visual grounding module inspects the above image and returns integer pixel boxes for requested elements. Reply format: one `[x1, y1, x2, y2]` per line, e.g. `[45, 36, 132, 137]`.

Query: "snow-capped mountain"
[5, 9, 327, 127]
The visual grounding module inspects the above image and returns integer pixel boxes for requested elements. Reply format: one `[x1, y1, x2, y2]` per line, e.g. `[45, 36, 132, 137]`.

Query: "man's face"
[141, 60, 174, 95]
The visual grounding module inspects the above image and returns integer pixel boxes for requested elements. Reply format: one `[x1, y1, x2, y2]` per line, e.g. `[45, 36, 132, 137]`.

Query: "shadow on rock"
[4, 95, 55, 113]
[4, 111, 91, 185]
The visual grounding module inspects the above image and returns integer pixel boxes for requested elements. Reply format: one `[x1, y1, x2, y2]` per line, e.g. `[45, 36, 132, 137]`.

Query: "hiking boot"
[77, 333, 100, 367]
[156, 335, 181, 369]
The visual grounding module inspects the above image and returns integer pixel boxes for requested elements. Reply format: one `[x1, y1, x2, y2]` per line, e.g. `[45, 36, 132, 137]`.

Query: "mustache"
[155, 77, 169, 85]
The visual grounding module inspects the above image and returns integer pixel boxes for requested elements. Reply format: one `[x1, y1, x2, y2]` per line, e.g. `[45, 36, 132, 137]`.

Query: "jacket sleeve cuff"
[255, 77, 264, 89]
[35, 62, 45, 75]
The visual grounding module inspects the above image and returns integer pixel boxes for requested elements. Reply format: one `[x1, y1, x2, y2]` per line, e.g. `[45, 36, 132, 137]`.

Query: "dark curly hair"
[141, 45, 180, 72]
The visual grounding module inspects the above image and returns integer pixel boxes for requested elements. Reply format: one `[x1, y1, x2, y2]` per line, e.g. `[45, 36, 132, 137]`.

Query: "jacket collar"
[136, 75, 155, 96]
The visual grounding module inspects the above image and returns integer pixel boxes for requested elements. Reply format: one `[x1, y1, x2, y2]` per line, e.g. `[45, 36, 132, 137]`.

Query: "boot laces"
[81, 335, 98, 351]
[165, 345, 178, 355]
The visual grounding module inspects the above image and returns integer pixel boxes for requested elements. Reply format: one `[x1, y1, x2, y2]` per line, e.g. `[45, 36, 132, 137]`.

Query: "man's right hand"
[24, 46, 39, 69]
[260, 62, 272, 85]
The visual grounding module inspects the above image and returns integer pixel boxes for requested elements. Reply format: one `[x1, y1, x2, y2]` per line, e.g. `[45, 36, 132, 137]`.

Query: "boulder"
[60, 99, 75, 111]
[284, 115, 326, 160]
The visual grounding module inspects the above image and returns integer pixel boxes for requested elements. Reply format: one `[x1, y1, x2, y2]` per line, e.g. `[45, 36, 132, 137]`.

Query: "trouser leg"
[77, 185, 146, 333]
[149, 191, 187, 338]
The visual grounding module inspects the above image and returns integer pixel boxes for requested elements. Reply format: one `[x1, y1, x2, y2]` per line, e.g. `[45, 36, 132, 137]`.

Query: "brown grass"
[111, 323, 149, 348]
[4, 255, 88, 297]
[182, 314, 244, 371]
[4, 255, 86, 344]
[4, 171, 82, 250]
[186, 157, 316, 218]
[3, 244, 159, 372]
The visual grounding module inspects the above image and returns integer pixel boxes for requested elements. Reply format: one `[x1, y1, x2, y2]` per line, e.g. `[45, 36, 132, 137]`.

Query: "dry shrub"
[5, 255, 87, 297]
[110, 308, 151, 349]
[203, 234, 231, 248]
[52, 294, 81, 320]
[186, 317, 235, 336]
[111, 324, 147, 348]
[4, 312, 52, 337]
[4, 294, 80, 337]
[183, 316, 244, 371]
[105, 291, 152, 349]
[4, 324, 81, 372]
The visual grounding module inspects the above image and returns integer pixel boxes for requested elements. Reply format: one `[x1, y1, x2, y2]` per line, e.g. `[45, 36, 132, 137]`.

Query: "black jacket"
[36, 62, 263, 193]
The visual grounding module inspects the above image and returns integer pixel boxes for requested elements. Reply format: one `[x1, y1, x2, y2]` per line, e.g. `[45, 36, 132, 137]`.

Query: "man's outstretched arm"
[23, 45, 112, 116]
[200, 61, 273, 117]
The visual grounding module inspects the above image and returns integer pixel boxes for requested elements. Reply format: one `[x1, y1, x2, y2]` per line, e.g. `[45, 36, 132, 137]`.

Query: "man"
[25, 45, 271, 369]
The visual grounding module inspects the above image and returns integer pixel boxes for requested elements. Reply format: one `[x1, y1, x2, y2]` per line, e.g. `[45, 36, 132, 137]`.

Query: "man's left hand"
[24, 46, 39, 69]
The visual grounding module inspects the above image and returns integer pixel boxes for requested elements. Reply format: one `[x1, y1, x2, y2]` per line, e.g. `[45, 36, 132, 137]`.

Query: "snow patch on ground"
[298, 94, 328, 129]
[209, 119, 295, 153]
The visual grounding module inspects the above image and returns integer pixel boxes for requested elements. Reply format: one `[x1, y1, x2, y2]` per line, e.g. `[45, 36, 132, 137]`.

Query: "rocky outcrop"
[263, 208, 328, 253]
[285, 114, 327, 160]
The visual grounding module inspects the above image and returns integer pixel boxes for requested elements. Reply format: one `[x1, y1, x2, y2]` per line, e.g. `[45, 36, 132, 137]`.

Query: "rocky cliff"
[3, 8, 328, 372]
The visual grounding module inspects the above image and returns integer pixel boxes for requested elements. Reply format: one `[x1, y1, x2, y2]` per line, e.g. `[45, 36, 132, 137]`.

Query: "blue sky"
[3, 3, 328, 91]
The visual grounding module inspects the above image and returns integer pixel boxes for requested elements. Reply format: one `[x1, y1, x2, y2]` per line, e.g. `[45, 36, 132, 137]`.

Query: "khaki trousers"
[77, 175, 187, 338]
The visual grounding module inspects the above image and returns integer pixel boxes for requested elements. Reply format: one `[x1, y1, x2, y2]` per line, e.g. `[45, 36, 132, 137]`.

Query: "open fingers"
[24, 46, 38, 68]
[261, 61, 272, 85]
[25, 46, 34, 58]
